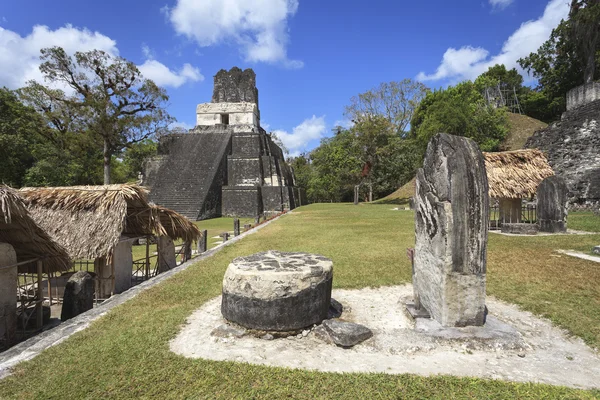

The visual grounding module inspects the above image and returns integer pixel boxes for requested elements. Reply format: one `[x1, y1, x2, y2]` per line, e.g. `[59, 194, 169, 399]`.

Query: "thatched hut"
[483, 149, 554, 225]
[19, 184, 201, 298]
[1, 186, 70, 347]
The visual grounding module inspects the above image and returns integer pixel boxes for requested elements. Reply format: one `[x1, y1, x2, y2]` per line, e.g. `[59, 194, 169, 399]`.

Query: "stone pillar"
[94, 256, 112, 299]
[499, 198, 522, 224]
[61, 271, 95, 321]
[221, 232, 230, 242]
[537, 175, 568, 233]
[183, 241, 192, 261]
[413, 133, 489, 327]
[112, 239, 134, 294]
[233, 218, 240, 236]
[157, 236, 177, 273]
[198, 230, 207, 253]
[0, 243, 17, 348]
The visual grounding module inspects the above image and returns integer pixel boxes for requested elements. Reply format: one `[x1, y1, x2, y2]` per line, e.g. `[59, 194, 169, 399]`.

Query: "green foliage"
[411, 81, 509, 151]
[518, 1, 600, 120]
[474, 64, 524, 93]
[0, 87, 47, 187]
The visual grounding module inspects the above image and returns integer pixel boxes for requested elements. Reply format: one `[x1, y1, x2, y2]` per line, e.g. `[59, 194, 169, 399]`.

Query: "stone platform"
[221, 251, 333, 331]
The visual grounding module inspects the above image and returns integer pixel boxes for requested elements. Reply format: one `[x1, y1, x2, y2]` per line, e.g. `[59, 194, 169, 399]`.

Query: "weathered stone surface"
[0, 243, 17, 349]
[567, 82, 600, 111]
[525, 99, 600, 208]
[500, 223, 539, 235]
[212, 67, 259, 106]
[61, 271, 95, 321]
[221, 251, 333, 331]
[413, 133, 489, 327]
[210, 323, 246, 338]
[593, 246, 600, 255]
[322, 319, 373, 347]
[537, 175, 568, 233]
[327, 298, 343, 319]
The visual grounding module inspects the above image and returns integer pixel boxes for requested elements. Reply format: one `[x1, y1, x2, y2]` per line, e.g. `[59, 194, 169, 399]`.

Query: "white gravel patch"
[170, 285, 600, 390]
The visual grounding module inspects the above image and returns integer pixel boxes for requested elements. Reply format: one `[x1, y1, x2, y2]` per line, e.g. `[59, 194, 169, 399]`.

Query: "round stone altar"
[221, 250, 333, 331]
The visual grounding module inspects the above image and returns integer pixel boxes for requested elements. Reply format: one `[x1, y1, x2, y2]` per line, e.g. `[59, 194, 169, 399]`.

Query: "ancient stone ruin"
[60, 271, 95, 321]
[143, 67, 304, 220]
[221, 251, 333, 331]
[411, 133, 489, 327]
[537, 175, 568, 233]
[526, 82, 600, 208]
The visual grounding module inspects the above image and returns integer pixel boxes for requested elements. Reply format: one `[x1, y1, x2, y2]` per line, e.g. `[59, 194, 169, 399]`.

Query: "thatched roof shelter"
[483, 149, 554, 199]
[19, 184, 201, 260]
[0, 186, 70, 273]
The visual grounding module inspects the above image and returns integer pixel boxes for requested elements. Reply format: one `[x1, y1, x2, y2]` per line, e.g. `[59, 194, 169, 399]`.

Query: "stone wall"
[525, 99, 600, 208]
[567, 83, 600, 111]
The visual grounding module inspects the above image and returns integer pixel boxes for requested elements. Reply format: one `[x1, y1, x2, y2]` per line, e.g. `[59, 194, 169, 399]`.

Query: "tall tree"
[0, 88, 48, 187]
[518, 0, 600, 119]
[22, 47, 173, 184]
[344, 79, 429, 134]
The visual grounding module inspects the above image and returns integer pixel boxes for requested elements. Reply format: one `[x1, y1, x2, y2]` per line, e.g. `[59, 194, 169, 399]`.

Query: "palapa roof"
[19, 184, 201, 260]
[483, 149, 554, 199]
[0, 186, 70, 273]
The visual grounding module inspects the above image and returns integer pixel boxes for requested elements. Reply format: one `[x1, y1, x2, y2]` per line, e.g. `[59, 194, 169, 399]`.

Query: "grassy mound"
[375, 177, 416, 204]
[500, 113, 548, 151]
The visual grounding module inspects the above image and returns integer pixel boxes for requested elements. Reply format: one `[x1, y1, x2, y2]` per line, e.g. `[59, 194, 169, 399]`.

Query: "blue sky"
[0, 0, 569, 156]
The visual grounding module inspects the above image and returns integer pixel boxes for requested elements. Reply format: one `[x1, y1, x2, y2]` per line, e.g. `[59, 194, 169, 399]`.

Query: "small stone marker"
[198, 230, 208, 253]
[537, 175, 568, 233]
[322, 319, 373, 347]
[593, 246, 600, 255]
[221, 251, 333, 331]
[412, 133, 489, 327]
[210, 323, 246, 339]
[61, 271, 95, 321]
[254, 216, 260, 225]
[243, 224, 251, 232]
[220, 232, 229, 242]
[233, 218, 240, 236]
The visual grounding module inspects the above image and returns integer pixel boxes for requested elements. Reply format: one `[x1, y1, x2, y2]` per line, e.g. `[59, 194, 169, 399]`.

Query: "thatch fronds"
[0, 186, 70, 273]
[20, 184, 200, 260]
[483, 149, 554, 199]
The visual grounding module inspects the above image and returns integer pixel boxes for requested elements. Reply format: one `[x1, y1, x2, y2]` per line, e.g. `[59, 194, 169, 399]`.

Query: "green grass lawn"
[2, 204, 599, 399]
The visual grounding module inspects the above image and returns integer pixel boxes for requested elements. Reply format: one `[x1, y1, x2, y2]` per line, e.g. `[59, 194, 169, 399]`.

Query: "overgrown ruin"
[143, 67, 303, 220]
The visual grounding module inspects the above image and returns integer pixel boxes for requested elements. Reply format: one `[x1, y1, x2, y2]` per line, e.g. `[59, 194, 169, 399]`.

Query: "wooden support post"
[354, 185, 359, 205]
[145, 238, 150, 279]
[36, 260, 43, 330]
[47, 272, 52, 306]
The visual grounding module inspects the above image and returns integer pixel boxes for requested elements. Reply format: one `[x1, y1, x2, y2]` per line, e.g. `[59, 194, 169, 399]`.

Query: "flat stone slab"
[322, 319, 373, 347]
[221, 250, 333, 331]
[415, 316, 523, 349]
[171, 285, 600, 390]
[211, 324, 247, 339]
[405, 303, 431, 319]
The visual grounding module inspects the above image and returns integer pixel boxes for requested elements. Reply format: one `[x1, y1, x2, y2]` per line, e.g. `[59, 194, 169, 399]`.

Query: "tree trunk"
[103, 139, 111, 185]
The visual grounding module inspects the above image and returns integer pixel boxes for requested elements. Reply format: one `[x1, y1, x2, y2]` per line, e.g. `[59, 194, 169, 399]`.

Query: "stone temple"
[143, 67, 303, 220]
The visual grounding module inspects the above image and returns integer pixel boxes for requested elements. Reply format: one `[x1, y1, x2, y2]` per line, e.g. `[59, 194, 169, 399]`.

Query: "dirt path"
[171, 285, 600, 390]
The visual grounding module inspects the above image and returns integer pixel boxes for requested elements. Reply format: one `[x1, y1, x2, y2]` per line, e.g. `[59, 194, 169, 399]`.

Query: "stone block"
[212, 67, 259, 106]
[592, 246, 600, 255]
[321, 319, 373, 347]
[221, 251, 333, 331]
[61, 271, 95, 321]
[227, 158, 262, 186]
[537, 175, 568, 233]
[413, 133, 489, 327]
[157, 236, 177, 273]
[500, 223, 539, 235]
[567, 82, 600, 111]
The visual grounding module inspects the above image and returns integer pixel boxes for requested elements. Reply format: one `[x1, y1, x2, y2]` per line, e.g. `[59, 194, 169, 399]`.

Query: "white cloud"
[0, 24, 118, 89]
[490, 0, 514, 10]
[170, 121, 194, 130]
[166, 0, 303, 68]
[417, 0, 569, 82]
[272, 115, 326, 156]
[0, 24, 202, 90]
[138, 60, 204, 88]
